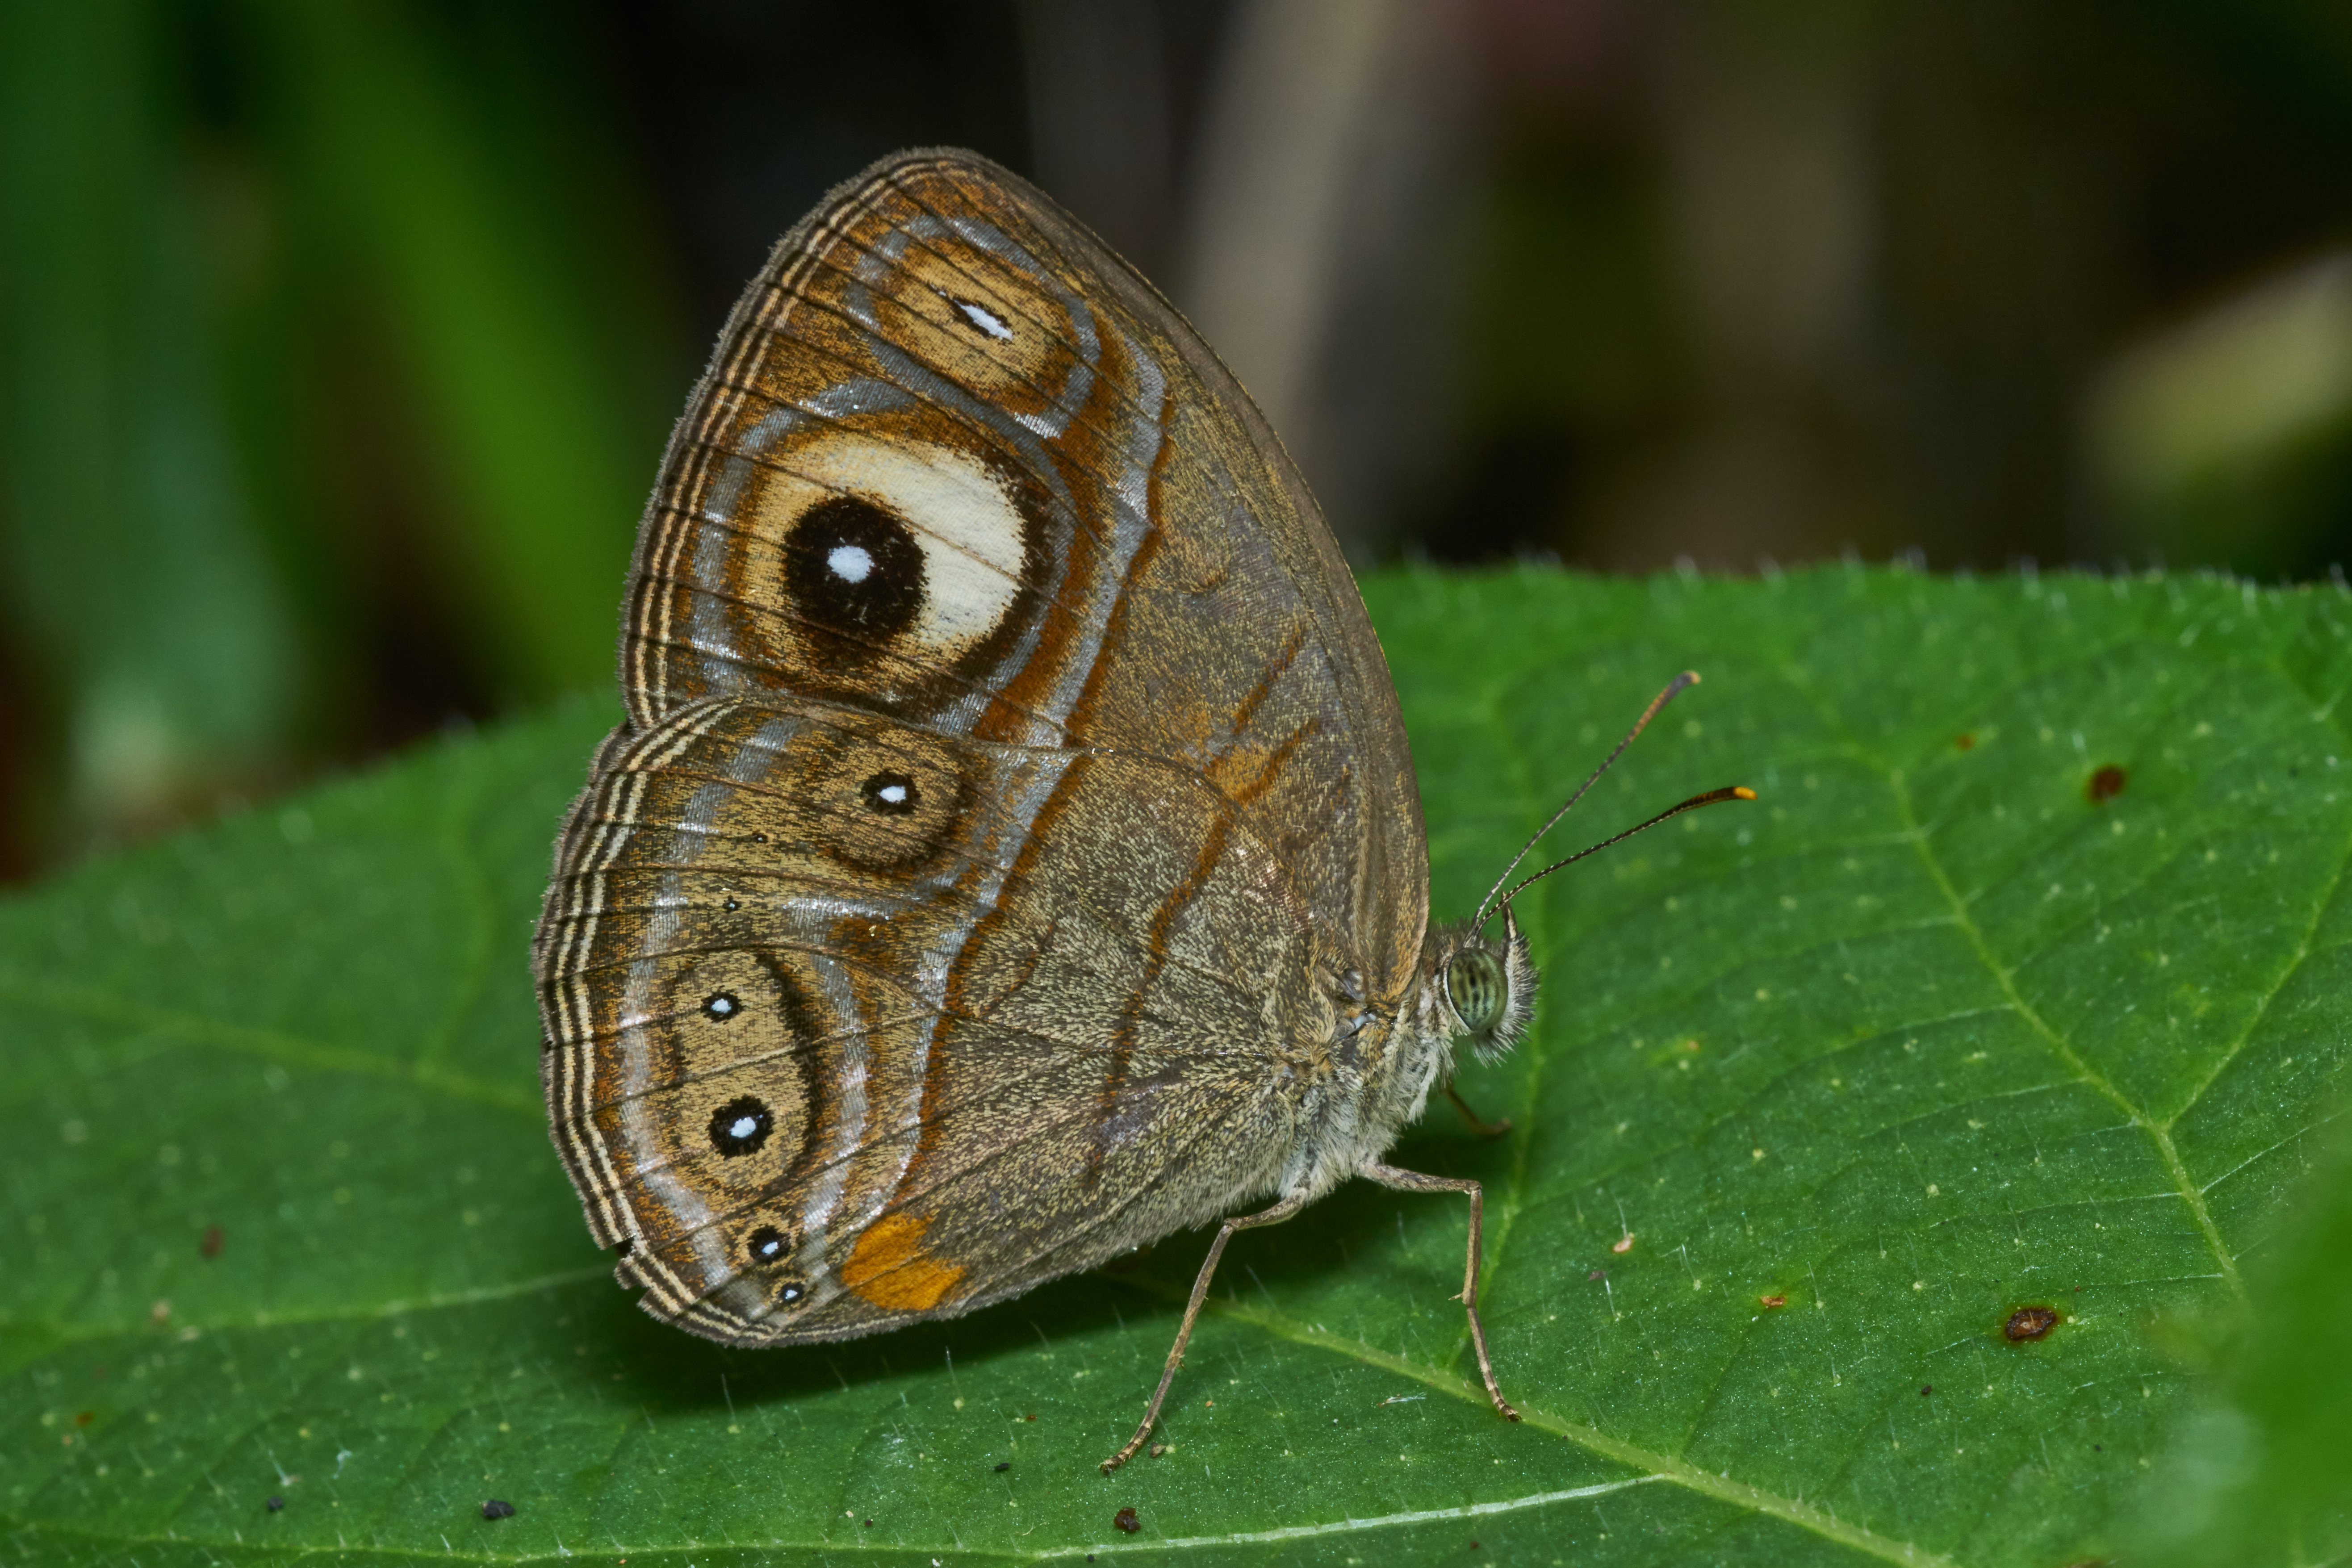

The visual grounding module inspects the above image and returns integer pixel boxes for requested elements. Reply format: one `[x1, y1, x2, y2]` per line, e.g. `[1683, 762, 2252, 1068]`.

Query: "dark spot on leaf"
[1114, 1506, 1141, 1534]
[266, 1496, 284, 1512]
[481, 1499, 515, 1520]
[1920, 1384, 1933, 1396]
[74, 1411, 92, 1426]
[2004, 1305, 2061, 1341]
[200, 1225, 224, 1259]
[2087, 765, 2126, 804]
[1759, 1294, 1787, 1308]
[1587, 1268, 1605, 1281]
[862, 1519, 873, 1527]
[2095, 1443, 2104, 1451]
[1024, 1413, 1036, 1422]
[993, 1461, 1010, 1472]
[1955, 733, 1975, 750]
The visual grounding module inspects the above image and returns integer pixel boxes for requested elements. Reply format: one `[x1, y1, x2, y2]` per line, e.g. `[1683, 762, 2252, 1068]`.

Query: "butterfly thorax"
[1273, 913, 1536, 1204]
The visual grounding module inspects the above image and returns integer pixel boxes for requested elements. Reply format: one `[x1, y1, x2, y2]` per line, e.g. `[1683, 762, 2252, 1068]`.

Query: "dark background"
[4, 0, 2352, 878]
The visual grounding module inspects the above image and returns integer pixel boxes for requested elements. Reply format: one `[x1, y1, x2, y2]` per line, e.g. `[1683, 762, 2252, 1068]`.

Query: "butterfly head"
[1436, 903, 1536, 1065]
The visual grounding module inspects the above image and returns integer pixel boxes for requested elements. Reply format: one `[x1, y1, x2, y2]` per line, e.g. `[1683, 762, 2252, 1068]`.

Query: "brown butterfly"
[534, 147, 1749, 1472]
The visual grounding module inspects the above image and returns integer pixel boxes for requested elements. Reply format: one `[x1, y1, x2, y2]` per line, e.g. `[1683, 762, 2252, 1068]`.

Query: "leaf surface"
[4, 567, 2349, 1566]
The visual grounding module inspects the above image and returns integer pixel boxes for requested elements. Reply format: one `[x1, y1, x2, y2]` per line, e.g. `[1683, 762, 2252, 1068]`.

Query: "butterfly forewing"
[536, 150, 1427, 1344]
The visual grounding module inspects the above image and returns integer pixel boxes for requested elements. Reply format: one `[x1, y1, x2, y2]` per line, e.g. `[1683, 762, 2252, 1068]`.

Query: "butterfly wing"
[536, 149, 1426, 1343]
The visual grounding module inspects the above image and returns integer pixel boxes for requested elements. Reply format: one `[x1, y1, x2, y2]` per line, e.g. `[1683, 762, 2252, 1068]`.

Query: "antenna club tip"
[1682, 669, 1702, 685]
[1732, 786, 1758, 800]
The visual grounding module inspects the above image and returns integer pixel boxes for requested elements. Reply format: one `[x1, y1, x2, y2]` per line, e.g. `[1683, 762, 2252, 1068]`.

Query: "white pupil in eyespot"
[827, 543, 874, 583]
[728, 1115, 758, 1141]
[878, 783, 907, 804]
[956, 299, 1013, 339]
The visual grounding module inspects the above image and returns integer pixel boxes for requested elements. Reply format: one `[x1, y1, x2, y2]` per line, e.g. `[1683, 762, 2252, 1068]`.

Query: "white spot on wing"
[765, 437, 1026, 660]
[878, 783, 908, 804]
[954, 298, 1013, 340]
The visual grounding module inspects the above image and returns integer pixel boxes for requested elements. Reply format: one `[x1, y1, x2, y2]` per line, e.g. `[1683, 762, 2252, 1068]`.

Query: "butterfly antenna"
[1474, 670, 1703, 925]
[1496, 786, 1757, 908]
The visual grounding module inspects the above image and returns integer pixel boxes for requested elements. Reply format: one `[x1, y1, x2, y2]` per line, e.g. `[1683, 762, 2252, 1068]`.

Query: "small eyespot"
[951, 297, 1014, 341]
[777, 1280, 806, 1305]
[746, 1225, 789, 1265]
[1445, 949, 1507, 1037]
[722, 897, 741, 912]
[701, 991, 741, 1021]
[750, 831, 770, 845]
[861, 770, 919, 815]
[708, 1096, 773, 1157]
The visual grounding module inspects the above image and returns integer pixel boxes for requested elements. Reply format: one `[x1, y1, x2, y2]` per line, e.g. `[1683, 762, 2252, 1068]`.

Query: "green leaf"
[4, 566, 2348, 1566]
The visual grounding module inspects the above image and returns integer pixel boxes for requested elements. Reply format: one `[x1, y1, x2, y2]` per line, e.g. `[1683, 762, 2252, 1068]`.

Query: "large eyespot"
[743, 437, 1032, 683]
[783, 495, 925, 652]
[745, 1225, 791, 1266]
[1445, 949, 1507, 1038]
[707, 1095, 774, 1158]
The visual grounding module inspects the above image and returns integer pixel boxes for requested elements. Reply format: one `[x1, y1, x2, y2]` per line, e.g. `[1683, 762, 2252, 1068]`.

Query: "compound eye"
[1444, 949, 1507, 1038]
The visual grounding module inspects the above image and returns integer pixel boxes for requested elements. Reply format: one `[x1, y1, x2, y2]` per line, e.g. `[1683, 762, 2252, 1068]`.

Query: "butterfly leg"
[1357, 1161, 1522, 1422]
[1099, 1191, 1310, 1474]
[1443, 1078, 1512, 1138]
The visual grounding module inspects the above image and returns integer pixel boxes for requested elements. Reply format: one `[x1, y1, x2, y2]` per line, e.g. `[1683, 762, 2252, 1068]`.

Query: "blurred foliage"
[10, 0, 2352, 872]
[2135, 1103, 2352, 1565]
[0, 0, 686, 870]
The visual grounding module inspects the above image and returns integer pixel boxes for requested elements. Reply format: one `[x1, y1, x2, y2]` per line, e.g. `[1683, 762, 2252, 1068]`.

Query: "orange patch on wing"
[841, 1212, 965, 1311]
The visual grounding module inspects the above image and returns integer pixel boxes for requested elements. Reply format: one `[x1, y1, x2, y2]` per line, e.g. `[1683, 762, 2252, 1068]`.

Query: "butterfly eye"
[1445, 949, 1507, 1038]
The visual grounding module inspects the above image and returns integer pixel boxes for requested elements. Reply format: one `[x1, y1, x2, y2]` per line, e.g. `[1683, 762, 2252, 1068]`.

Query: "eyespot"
[776, 1280, 807, 1306]
[1445, 949, 1507, 1038]
[745, 1225, 790, 1266]
[707, 1095, 773, 1157]
[950, 297, 1014, 341]
[701, 991, 741, 1021]
[861, 770, 919, 815]
[783, 495, 924, 653]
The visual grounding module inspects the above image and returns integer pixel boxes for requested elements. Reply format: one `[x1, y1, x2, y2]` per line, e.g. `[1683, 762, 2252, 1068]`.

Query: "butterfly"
[533, 147, 1749, 1472]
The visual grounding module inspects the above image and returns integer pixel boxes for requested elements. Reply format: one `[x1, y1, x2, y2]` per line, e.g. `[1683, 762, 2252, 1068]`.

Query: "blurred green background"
[4, 0, 2352, 877]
